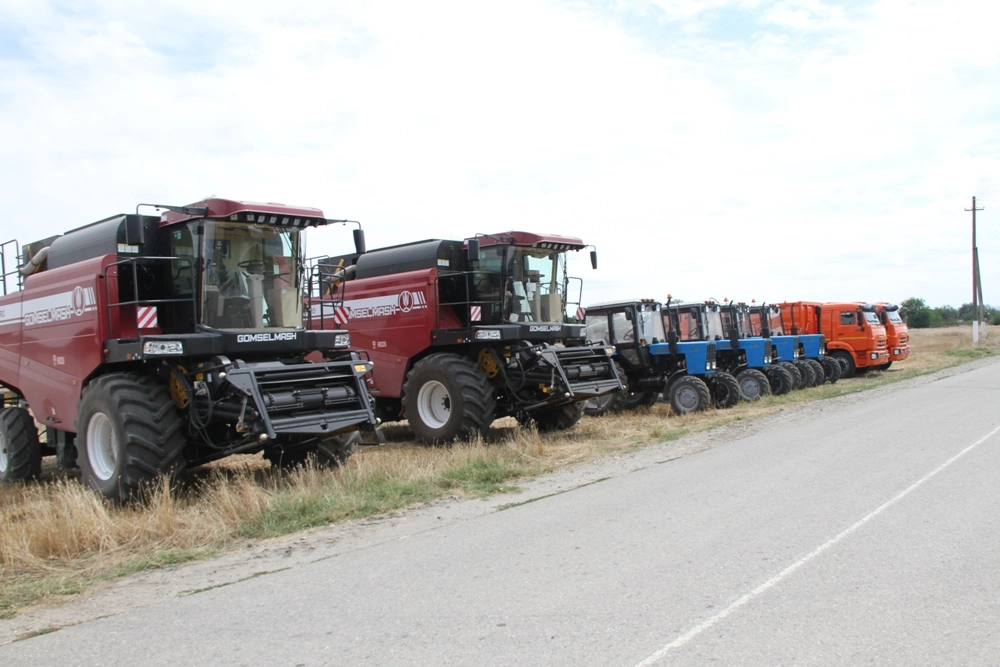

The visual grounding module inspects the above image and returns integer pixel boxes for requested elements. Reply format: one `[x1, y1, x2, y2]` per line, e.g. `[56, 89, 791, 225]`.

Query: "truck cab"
[873, 302, 909, 368]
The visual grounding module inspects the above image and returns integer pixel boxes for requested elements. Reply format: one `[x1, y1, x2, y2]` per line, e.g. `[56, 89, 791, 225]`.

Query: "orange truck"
[777, 302, 890, 377]
[873, 302, 909, 369]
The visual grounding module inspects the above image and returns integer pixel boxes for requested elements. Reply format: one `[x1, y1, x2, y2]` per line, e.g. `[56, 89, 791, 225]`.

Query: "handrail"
[103, 256, 196, 336]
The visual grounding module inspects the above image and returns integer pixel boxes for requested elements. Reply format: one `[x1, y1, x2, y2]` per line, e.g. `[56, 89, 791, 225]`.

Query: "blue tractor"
[747, 303, 841, 385]
[582, 300, 734, 416]
[665, 300, 792, 400]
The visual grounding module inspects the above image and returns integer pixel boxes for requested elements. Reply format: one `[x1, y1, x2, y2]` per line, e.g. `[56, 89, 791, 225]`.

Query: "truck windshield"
[885, 310, 903, 324]
[862, 311, 880, 326]
[196, 221, 302, 330]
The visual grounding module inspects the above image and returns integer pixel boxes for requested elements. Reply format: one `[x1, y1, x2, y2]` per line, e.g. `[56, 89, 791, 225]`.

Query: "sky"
[1, 0, 998, 309]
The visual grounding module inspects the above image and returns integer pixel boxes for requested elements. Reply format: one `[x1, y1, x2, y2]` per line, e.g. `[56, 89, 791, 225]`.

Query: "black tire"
[0, 407, 41, 483]
[75, 374, 187, 502]
[818, 355, 842, 384]
[708, 372, 741, 409]
[622, 390, 659, 410]
[402, 353, 496, 443]
[526, 402, 586, 432]
[778, 362, 803, 390]
[805, 359, 826, 386]
[735, 369, 771, 401]
[830, 351, 856, 378]
[584, 391, 625, 417]
[793, 360, 818, 388]
[878, 361, 893, 371]
[668, 376, 711, 414]
[263, 432, 359, 469]
[764, 365, 794, 396]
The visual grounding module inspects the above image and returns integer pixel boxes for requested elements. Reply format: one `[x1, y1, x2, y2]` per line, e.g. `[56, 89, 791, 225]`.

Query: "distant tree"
[900, 297, 931, 328]
[934, 305, 959, 327]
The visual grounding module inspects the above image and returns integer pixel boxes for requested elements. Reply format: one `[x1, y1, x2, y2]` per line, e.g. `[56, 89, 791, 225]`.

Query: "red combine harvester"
[310, 231, 622, 442]
[0, 198, 380, 500]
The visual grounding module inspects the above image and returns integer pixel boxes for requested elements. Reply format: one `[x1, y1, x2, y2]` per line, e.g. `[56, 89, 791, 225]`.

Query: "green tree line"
[898, 298, 1000, 328]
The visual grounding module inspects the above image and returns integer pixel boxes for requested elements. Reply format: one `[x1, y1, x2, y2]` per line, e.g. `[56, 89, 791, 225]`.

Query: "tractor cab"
[584, 299, 665, 370]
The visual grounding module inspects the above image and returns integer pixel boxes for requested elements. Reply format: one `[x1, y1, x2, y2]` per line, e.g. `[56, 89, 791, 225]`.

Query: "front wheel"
[584, 389, 625, 417]
[75, 374, 187, 502]
[735, 369, 771, 402]
[707, 372, 740, 409]
[668, 376, 711, 415]
[764, 365, 794, 396]
[830, 351, 856, 378]
[402, 354, 496, 443]
[0, 407, 41, 483]
[877, 361, 893, 371]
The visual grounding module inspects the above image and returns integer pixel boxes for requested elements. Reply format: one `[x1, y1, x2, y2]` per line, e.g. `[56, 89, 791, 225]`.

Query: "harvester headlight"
[604, 347, 615, 356]
[354, 363, 370, 373]
[143, 341, 184, 356]
[334, 333, 351, 348]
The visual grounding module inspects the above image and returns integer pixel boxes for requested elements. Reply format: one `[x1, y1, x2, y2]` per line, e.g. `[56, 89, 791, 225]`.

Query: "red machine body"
[309, 231, 621, 442]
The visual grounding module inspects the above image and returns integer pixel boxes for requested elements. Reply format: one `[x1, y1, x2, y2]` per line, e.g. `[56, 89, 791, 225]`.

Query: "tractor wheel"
[402, 353, 496, 443]
[764, 365, 794, 396]
[793, 360, 818, 388]
[818, 355, 842, 384]
[805, 359, 826, 386]
[0, 407, 41, 483]
[708, 372, 741, 409]
[830, 351, 856, 378]
[524, 402, 586, 432]
[735, 369, 771, 402]
[622, 390, 660, 410]
[778, 362, 803, 390]
[76, 374, 187, 502]
[668, 376, 711, 415]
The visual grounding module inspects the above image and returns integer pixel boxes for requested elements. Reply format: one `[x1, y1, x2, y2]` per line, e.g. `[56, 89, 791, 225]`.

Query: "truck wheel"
[878, 361, 893, 371]
[76, 374, 187, 502]
[708, 372, 740, 409]
[402, 354, 496, 443]
[0, 407, 41, 483]
[818, 355, 842, 384]
[792, 360, 817, 388]
[830, 351, 856, 378]
[525, 402, 586, 432]
[584, 390, 625, 417]
[735, 369, 771, 401]
[805, 359, 826, 386]
[777, 362, 802, 390]
[668, 376, 711, 414]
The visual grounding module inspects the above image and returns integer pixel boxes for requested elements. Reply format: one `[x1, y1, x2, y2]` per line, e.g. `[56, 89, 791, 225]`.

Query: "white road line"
[635, 422, 1000, 667]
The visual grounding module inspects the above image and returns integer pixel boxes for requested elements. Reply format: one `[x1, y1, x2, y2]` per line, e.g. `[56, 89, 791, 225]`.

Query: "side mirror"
[353, 228, 366, 255]
[590, 250, 597, 269]
[467, 238, 480, 262]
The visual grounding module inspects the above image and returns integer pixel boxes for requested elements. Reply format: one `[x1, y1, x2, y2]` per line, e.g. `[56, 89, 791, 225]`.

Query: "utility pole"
[966, 196, 985, 342]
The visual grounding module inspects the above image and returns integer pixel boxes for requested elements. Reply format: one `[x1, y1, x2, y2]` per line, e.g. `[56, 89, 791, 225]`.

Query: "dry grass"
[1, 326, 995, 617]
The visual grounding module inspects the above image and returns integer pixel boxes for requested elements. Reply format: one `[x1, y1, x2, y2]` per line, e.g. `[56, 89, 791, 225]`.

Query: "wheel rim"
[416, 380, 452, 430]
[87, 412, 118, 481]
[740, 378, 760, 399]
[676, 385, 700, 411]
[0, 431, 7, 474]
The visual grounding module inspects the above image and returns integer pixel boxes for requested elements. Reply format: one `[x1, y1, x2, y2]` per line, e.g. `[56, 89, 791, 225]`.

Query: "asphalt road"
[3, 360, 999, 666]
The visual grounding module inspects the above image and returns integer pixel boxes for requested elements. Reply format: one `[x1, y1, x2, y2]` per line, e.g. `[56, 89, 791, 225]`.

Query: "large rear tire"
[707, 372, 740, 409]
[792, 360, 818, 387]
[804, 359, 826, 386]
[668, 376, 711, 415]
[524, 402, 586, 432]
[584, 390, 625, 417]
[0, 407, 41, 483]
[778, 361, 803, 390]
[76, 374, 187, 502]
[818, 355, 842, 384]
[735, 369, 771, 401]
[830, 351, 856, 378]
[402, 354, 496, 443]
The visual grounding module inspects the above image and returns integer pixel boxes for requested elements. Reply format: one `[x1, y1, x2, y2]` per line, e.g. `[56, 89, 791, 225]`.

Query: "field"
[1, 326, 996, 618]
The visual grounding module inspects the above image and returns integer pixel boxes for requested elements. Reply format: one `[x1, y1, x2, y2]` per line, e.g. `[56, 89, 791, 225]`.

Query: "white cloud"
[0, 0, 997, 307]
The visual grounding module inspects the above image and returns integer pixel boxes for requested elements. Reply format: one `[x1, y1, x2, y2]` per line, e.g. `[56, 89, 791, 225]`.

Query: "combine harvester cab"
[874, 302, 909, 369]
[778, 301, 890, 378]
[0, 199, 381, 501]
[309, 231, 622, 442]
[747, 303, 840, 386]
[583, 299, 716, 416]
